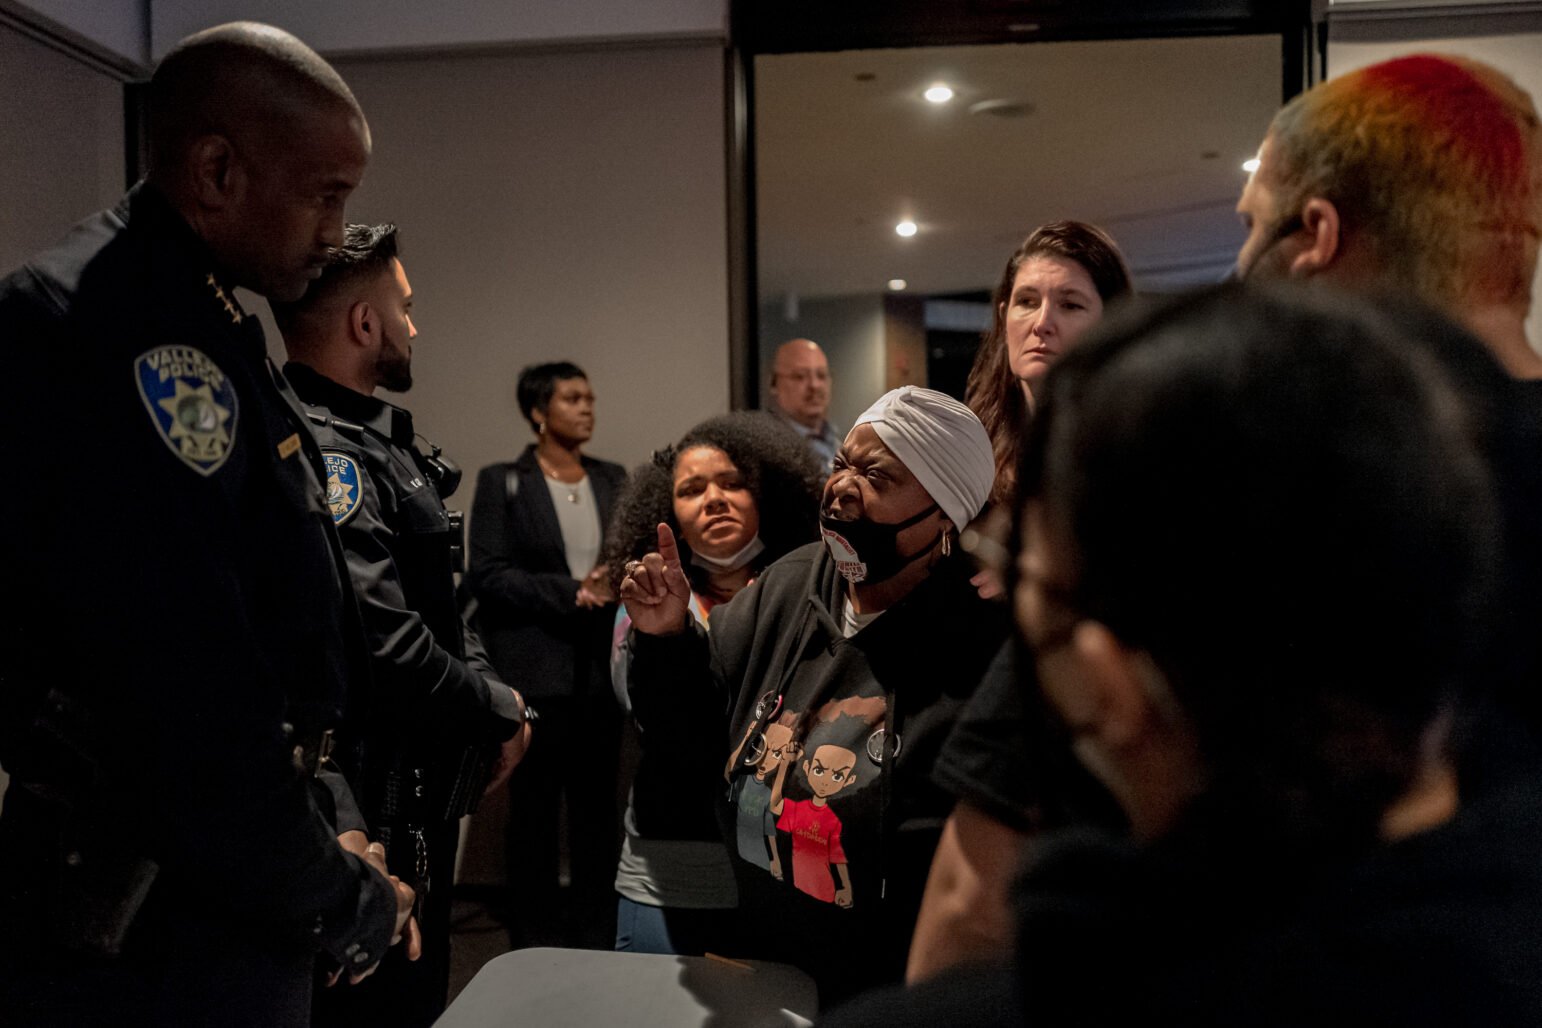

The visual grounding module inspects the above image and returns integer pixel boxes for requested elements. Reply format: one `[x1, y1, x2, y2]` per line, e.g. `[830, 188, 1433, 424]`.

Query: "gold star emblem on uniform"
[157, 378, 233, 463]
[206, 273, 245, 324]
[326, 470, 356, 518]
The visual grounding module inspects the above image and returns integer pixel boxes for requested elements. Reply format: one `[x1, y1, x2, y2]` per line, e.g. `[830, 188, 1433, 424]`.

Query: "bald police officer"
[0, 23, 410, 1027]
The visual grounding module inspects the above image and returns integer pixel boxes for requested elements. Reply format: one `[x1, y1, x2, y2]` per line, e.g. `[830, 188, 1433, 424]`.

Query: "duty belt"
[290, 727, 336, 777]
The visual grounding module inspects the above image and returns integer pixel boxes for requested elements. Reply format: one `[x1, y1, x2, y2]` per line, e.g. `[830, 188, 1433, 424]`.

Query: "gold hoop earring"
[940, 531, 952, 557]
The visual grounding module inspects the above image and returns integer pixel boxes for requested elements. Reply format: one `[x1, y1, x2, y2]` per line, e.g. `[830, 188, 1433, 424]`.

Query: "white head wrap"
[851, 386, 994, 529]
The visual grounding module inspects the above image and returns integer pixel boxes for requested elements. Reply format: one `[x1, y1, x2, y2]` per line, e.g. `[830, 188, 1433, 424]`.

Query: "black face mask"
[819, 503, 940, 584]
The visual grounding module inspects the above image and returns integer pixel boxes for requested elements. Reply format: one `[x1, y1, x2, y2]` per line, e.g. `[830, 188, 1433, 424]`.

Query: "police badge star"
[323, 451, 364, 525]
[135, 345, 239, 476]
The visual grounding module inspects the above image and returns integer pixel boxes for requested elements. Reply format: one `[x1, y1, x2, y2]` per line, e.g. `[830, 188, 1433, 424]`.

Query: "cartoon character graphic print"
[730, 698, 885, 907]
[726, 713, 798, 871]
[769, 736, 857, 908]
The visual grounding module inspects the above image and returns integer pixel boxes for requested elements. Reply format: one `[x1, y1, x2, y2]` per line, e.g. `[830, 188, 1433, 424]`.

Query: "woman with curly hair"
[965, 220, 1132, 507]
[605, 411, 824, 956]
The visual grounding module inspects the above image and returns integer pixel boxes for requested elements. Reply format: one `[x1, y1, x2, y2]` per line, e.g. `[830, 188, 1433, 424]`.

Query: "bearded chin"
[378, 356, 413, 393]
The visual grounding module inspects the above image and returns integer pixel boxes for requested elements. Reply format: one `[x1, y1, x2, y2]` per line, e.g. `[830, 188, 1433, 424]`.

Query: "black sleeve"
[624, 563, 774, 744]
[466, 463, 583, 617]
[0, 283, 395, 960]
[932, 641, 1040, 831]
[626, 622, 720, 744]
[336, 449, 517, 737]
[315, 769, 368, 837]
[932, 640, 1126, 835]
[461, 616, 523, 721]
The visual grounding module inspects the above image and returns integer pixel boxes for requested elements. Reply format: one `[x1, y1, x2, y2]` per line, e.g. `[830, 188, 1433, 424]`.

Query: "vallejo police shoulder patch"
[134, 345, 238, 476]
[323, 451, 364, 525]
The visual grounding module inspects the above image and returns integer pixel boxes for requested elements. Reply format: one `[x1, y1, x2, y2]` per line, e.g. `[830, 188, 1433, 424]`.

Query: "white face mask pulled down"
[690, 534, 766, 573]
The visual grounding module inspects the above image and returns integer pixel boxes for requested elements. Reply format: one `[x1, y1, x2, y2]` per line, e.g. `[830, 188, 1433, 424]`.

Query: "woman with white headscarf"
[620, 387, 1008, 1003]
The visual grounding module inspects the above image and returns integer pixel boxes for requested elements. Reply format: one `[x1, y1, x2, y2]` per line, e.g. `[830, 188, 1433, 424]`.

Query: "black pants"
[504, 695, 623, 949]
[0, 910, 316, 1028]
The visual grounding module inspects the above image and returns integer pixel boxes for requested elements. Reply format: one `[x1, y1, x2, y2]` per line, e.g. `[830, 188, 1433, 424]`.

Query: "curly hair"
[965, 220, 1131, 509]
[603, 411, 825, 591]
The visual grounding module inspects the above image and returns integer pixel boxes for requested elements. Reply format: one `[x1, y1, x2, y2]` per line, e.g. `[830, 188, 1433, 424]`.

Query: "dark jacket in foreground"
[824, 773, 1542, 1026]
[628, 542, 1007, 1004]
[0, 184, 394, 1026]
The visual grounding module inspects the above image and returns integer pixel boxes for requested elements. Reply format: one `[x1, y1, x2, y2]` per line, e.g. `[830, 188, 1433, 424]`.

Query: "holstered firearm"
[374, 739, 494, 840]
[1, 687, 159, 957]
[441, 738, 495, 820]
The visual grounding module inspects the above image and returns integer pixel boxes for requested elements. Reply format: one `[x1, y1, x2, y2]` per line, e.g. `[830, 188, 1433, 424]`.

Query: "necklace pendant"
[566, 490, 579, 503]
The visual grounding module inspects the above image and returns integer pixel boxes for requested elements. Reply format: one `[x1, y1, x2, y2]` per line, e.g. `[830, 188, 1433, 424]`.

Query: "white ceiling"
[755, 34, 1285, 301]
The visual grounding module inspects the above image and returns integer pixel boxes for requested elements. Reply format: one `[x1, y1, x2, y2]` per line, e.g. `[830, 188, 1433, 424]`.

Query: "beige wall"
[150, 0, 725, 58]
[0, 23, 125, 275]
[8, 0, 148, 65]
[0, 21, 127, 804]
[883, 294, 926, 393]
[258, 41, 732, 489]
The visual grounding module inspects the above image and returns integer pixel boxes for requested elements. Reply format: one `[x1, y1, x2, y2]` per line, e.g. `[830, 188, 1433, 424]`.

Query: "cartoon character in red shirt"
[770, 738, 857, 908]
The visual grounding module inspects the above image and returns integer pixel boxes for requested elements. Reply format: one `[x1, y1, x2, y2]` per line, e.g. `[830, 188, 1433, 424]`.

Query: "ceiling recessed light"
[923, 84, 954, 104]
[895, 220, 918, 237]
[1242, 157, 1261, 173]
[888, 279, 908, 291]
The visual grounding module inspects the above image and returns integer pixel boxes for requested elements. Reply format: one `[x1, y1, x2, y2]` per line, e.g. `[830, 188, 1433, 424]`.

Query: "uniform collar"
[284, 360, 416, 448]
[127, 181, 253, 329]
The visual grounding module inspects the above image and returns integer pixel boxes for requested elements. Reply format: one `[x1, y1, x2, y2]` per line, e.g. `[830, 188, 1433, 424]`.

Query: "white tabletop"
[435, 947, 818, 1028]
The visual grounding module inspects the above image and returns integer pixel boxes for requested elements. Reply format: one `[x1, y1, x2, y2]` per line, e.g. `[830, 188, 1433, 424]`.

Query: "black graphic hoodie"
[628, 541, 1007, 1003]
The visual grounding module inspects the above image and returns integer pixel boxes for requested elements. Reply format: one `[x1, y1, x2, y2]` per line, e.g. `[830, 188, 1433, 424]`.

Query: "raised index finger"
[656, 522, 684, 573]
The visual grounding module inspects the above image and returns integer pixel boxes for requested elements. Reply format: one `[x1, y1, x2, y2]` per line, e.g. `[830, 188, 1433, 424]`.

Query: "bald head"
[147, 23, 372, 302]
[769, 339, 831, 429]
[148, 22, 363, 175]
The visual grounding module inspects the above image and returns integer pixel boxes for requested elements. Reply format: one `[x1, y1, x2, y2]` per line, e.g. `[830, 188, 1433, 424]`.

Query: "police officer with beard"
[0, 23, 412, 1028]
[275, 223, 533, 1027]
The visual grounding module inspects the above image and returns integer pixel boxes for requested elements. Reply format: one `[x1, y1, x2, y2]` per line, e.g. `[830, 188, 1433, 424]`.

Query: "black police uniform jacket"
[287, 363, 521, 1027]
[285, 362, 521, 821]
[0, 184, 395, 1026]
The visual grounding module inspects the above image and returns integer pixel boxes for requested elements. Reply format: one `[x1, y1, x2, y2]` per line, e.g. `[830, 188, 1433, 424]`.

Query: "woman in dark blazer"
[468, 361, 628, 948]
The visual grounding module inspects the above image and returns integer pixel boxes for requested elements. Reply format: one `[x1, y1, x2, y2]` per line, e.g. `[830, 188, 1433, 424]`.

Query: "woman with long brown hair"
[965, 220, 1132, 506]
[908, 221, 1132, 982]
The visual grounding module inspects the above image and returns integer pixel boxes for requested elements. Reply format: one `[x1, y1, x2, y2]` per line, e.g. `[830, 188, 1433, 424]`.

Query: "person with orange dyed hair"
[1237, 54, 1542, 808]
[1236, 54, 1542, 378]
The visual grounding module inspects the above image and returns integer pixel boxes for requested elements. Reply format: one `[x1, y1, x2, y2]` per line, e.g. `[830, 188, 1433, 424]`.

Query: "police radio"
[416, 436, 466, 573]
[415, 436, 462, 499]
